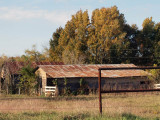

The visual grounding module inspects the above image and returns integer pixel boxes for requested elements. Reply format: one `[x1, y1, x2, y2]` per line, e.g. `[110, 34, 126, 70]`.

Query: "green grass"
[0, 112, 159, 120]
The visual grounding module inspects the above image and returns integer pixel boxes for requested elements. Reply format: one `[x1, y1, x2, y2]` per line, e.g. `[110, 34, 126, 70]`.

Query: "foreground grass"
[0, 112, 158, 120]
[0, 92, 160, 119]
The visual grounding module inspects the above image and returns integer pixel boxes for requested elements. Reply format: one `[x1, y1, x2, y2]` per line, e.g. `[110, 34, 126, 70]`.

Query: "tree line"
[49, 6, 160, 66]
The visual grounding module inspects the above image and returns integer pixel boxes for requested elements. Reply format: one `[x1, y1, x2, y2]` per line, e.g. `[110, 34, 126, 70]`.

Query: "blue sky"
[0, 0, 160, 57]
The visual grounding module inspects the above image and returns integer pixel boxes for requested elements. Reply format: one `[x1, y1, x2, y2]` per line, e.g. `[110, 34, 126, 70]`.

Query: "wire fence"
[0, 91, 160, 112]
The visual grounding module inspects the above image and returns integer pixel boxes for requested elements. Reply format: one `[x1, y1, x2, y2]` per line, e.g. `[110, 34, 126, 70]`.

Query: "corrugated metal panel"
[38, 64, 149, 78]
[3, 61, 64, 75]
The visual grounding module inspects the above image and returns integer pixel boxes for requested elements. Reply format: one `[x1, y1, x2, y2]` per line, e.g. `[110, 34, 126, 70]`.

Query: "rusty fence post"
[98, 66, 160, 115]
[98, 69, 102, 114]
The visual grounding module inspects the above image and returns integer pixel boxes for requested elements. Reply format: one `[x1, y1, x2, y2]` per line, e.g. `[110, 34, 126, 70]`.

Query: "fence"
[98, 66, 160, 114]
[154, 84, 160, 89]
[45, 86, 56, 96]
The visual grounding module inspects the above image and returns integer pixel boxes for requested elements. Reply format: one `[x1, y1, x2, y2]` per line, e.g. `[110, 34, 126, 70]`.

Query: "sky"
[0, 0, 160, 57]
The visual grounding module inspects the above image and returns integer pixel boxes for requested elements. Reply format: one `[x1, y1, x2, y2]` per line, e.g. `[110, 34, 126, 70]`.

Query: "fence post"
[98, 66, 160, 115]
[0, 78, 1, 95]
[98, 69, 102, 114]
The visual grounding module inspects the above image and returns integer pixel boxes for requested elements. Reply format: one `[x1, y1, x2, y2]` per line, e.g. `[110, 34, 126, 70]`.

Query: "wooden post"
[18, 87, 21, 95]
[0, 78, 1, 95]
[98, 69, 102, 114]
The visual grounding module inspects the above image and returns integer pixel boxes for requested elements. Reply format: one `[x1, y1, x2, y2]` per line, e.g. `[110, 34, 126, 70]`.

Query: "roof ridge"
[38, 64, 135, 66]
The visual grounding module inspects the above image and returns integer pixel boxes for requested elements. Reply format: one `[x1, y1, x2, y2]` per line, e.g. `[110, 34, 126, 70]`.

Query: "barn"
[0, 61, 64, 94]
[35, 64, 151, 95]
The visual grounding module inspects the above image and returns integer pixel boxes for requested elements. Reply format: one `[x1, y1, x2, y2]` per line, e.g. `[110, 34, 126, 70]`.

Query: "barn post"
[98, 69, 102, 114]
[0, 78, 1, 95]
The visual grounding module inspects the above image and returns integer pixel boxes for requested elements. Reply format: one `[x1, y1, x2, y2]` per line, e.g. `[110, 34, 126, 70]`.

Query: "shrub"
[79, 78, 89, 95]
[63, 78, 71, 96]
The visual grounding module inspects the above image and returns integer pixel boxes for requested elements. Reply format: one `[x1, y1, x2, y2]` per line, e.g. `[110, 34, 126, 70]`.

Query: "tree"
[154, 22, 160, 65]
[48, 6, 160, 65]
[49, 27, 63, 61]
[122, 24, 139, 64]
[139, 17, 155, 65]
[60, 10, 89, 64]
[90, 6, 127, 63]
[148, 64, 160, 84]
[19, 64, 36, 95]
[24, 45, 44, 62]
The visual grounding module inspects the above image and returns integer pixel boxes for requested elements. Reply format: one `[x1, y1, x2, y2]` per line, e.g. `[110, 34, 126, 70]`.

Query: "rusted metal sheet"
[99, 66, 160, 70]
[2, 61, 64, 75]
[38, 64, 149, 78]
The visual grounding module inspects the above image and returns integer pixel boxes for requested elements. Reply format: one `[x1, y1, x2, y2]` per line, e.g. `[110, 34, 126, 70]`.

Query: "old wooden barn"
[0, 61, 64, 94]
[35, 64, 151, 95]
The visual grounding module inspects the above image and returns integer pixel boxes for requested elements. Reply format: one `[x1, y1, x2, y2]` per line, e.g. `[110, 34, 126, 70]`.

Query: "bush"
[79, 78, 89, 95]
[63, 78, 71, 96]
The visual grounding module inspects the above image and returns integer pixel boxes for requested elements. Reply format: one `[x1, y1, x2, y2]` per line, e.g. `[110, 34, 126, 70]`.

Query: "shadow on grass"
[0, 112, 160, 120]
[63, 113, 90, 120]
[121, 113, 157, 120]
[22, 111, 56, 117]
[0, 93, 145, 101]
[0, 95, 98, 101]
[46, 96, 98, 101]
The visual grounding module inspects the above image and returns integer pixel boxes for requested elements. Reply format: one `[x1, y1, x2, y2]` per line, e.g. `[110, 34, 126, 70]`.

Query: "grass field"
[0, 92, 160, 120]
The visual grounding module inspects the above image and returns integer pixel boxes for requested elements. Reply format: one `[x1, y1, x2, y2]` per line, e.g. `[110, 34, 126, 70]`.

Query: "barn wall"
[45, 76, 150, 94]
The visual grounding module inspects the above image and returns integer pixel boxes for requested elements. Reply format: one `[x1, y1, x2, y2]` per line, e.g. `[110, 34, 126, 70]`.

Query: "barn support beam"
[0, 78, 1, 95]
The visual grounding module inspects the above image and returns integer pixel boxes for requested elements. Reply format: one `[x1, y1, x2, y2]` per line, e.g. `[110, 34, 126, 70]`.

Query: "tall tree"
[122, 24, 139, 64]
[153, 22, 160, 64]
[61, 10, 90, 64]
[90, 6, 127, 63]
[49, 27, 63, 61]
[139, 17, 155, 65]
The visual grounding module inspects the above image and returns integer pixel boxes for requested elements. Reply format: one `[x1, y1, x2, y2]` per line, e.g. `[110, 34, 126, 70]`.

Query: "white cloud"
[53, 0, 68, 2]
[0, 7, 74, 25]
[98, 0, 107, 3]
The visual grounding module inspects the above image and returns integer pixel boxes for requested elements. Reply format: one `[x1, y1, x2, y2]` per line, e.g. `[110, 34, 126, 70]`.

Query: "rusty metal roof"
[38, 64, 149, 78]
[3, 61, 64, 75]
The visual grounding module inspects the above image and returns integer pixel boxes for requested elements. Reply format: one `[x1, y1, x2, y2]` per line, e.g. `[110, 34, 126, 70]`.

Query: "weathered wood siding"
[35, 68, 47, 93]
[46, 77, 150, 94]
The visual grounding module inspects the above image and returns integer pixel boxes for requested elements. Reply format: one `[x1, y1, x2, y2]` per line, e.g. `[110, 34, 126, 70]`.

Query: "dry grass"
[0, 92, 160, 119]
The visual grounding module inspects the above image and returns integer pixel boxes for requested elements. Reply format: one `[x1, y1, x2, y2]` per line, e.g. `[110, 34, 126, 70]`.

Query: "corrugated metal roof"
[38, 64, 149, 78]
[3, 61, 64, 74]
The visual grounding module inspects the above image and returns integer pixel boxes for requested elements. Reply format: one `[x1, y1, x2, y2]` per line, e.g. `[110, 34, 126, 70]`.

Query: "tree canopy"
[48, 6, 160, 66]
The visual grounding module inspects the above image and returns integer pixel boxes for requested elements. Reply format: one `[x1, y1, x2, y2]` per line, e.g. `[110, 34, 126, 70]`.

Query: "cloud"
[53, 0, 69, 2]
[98, 0, 108, 3]
[0, 7, 74, 25]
